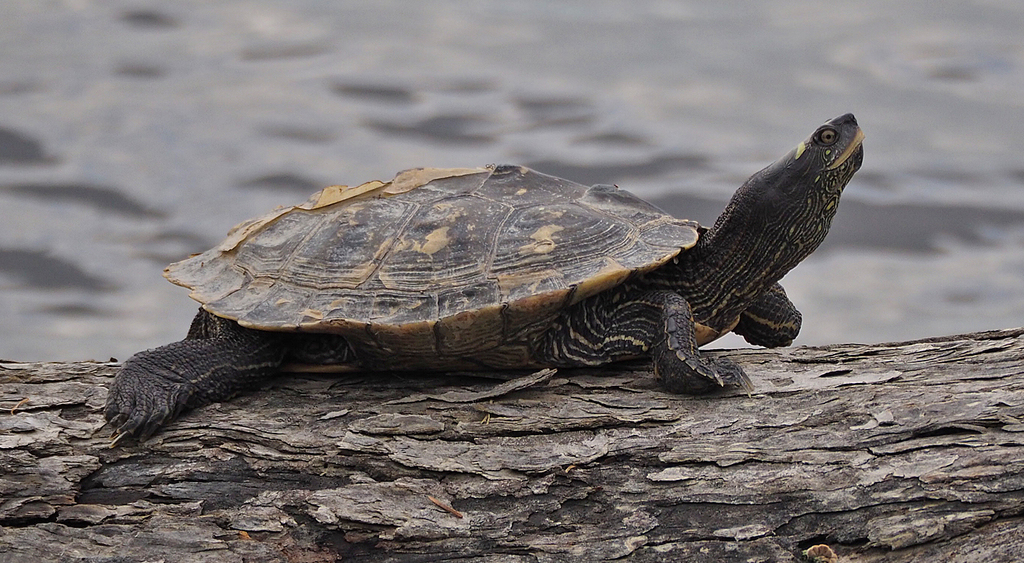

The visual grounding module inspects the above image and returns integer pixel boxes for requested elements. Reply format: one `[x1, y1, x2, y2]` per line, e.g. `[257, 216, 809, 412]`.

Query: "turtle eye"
[815, 127, 839, 146]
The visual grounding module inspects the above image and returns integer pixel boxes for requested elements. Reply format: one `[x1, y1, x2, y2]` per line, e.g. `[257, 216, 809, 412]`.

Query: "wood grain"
[2, 328, 1023, 562]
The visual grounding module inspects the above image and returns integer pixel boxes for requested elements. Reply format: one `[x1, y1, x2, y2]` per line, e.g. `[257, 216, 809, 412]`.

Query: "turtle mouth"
[826, 128, 866, 170]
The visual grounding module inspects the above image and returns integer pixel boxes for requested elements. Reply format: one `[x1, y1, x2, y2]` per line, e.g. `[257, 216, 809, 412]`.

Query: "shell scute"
[376, 195, 511, 292]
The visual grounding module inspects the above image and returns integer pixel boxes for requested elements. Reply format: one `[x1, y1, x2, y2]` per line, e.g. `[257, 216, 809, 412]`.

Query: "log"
[2, 328, 1024, 562]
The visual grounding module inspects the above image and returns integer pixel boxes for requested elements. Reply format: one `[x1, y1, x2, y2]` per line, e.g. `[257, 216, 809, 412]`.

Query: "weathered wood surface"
[2, 328, 1024, 562]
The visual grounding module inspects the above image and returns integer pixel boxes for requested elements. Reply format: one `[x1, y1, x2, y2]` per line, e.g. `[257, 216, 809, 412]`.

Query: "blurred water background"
[2, 0, 1023, 361]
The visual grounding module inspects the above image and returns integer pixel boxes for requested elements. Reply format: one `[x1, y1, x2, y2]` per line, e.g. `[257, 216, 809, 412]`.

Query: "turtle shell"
[166, 165, 699, 366]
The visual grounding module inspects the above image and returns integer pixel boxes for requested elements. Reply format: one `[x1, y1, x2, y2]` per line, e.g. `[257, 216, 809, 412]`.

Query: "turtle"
[106, 113, 864, 442]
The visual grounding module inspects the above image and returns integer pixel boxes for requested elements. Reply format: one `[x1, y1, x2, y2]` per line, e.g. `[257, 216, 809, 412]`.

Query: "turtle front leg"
[538, 289, 751, 394]
[105, 309, 287, 442]
[732, 282, 802, 348]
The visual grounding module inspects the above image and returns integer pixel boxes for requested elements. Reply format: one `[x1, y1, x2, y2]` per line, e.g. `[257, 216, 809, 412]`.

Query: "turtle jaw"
[826, 127, 865, 171]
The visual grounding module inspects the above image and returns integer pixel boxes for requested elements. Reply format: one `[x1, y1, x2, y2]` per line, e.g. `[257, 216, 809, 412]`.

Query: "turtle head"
[703, 113, 864, 280]
[783, 112, 864, 196]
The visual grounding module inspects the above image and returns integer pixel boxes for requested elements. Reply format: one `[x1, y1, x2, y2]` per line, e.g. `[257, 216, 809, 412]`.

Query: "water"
[2, 0, 1023, 361]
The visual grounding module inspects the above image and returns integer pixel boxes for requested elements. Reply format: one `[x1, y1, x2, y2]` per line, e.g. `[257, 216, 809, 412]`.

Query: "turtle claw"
[708, 356, 754, 392]
[109, 430, 131, 448]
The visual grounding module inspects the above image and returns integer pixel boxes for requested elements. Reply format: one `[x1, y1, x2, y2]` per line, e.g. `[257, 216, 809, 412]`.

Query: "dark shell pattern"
[166, 165, 699, 362]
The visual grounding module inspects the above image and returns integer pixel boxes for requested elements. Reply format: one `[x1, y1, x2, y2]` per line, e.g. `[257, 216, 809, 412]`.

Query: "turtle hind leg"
[538, 289, 751, 394]
[733, 282, 802, 348]
[105, 309, 287, 442]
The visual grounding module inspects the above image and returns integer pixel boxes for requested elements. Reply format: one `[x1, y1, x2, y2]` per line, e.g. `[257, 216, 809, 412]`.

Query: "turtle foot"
[104, 350, 198, 443]
[657, 353, 752, 395]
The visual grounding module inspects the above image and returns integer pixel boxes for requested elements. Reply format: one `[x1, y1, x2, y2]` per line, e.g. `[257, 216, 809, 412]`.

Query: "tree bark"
[2, 328, 1024, 562]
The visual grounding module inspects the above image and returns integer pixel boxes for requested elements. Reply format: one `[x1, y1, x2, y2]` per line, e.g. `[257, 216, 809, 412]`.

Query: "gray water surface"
[2, 1, 1023, 361]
